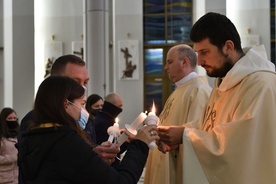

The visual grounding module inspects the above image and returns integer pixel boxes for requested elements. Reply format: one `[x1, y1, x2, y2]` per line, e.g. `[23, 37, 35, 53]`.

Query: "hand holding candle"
[107, 117, 120, 143]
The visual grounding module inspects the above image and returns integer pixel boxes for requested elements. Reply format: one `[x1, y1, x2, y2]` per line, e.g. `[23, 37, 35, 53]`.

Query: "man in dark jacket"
[94, 92, 129, 169]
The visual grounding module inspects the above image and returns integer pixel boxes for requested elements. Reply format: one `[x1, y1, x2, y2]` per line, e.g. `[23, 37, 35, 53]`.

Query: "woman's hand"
[135, 125, 159, 145]
[93, 141, 120, 165]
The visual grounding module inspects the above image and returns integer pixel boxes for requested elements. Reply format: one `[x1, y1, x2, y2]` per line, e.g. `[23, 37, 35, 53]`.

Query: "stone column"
[84, 0, 109, 97]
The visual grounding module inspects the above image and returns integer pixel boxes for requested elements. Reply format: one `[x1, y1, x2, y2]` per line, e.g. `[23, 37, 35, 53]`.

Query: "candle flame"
[115, 117, 119, 124]
[114, 118, 119, 127]
[151, 101, 156, 114]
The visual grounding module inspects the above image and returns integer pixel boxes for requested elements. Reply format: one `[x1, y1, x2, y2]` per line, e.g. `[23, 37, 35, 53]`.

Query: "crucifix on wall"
[120, 47, 137, 79]
[118, 40, 139, 80]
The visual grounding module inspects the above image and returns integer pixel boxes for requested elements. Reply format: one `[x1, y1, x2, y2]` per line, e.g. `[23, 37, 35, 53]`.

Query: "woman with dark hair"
[18, 76, 159, 184]
[0, 107, 19, 184]
[85, 94, 103, 120]
[85, 94, 103, 144]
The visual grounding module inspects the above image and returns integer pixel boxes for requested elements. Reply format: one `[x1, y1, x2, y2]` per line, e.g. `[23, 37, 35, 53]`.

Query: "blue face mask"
[77, 108, 89, 129]
[69, 101, 89, 130]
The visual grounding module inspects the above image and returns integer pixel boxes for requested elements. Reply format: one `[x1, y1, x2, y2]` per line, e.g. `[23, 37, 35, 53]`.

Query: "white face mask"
[68, 101, 89, 130]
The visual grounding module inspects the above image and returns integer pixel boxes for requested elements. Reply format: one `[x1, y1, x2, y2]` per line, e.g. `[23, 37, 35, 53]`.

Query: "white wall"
[227, 0, 271, 59]
[206, 0, 226, 14]
[3, 0, 34, 120]
[113, 0, 144, 126]
[35, 0, 83, 93]
[0, 0, 3, 108]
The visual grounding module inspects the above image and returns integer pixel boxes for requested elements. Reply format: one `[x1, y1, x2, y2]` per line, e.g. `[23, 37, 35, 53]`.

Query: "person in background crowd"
[85, 94, 104, 120]
[94, 92, 123, 145]
[94, 92, 129, 170]
[85, 94, 103, 142]
[0, 107, 19, 184]
[18, 76, 159, 183]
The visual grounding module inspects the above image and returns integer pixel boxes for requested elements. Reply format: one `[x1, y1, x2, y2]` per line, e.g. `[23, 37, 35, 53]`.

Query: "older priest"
[144, 44, 211, 184]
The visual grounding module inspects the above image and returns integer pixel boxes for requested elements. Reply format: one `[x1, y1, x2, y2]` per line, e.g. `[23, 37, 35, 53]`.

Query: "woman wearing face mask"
[85, 94, 103, 144]
[0, 107, 19, 184]
[85, 94, 103, 120]
[18, 76, 159, 184]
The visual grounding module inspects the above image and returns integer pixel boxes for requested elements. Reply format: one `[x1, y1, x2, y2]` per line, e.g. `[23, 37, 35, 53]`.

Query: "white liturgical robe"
[144, 75, 211, 184]
[183, 45, 276, 184]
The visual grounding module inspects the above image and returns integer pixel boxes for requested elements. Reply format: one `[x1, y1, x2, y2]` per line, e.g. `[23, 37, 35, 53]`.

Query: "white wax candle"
[108, 134, 115, 143]
[116, 131, 129, 147]
[148, 141, 156, 149]
[148, 111, 156, 116]
[115, 112, 147, 147]
[107, 125, 120, 143]
[129, 112, 147, 130]
[146, 111, 159, 126]
[145, 104, 159, 149]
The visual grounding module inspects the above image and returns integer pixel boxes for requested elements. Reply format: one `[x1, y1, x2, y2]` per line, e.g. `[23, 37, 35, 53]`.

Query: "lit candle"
[114, 117, 119, 127]
[144, 101, 159, 149]
[146, 101, 159, 125]
[107, 117, 120, 143]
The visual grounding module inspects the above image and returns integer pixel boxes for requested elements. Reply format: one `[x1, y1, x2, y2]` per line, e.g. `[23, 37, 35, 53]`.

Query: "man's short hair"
[50, 54, 86, 76]
[190, 12, 243, 54]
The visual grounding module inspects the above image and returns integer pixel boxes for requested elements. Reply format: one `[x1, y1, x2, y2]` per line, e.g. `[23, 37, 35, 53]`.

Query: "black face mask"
[91, 109, 101, 117]
[6, 121, 19, 129]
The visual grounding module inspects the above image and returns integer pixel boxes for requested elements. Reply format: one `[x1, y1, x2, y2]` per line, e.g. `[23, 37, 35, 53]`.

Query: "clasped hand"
[156, 126, 184, 154]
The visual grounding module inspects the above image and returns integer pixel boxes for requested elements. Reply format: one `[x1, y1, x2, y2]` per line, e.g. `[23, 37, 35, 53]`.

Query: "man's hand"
[93, 141, 120, 165]
[157, 126, 184, 146]
[156, 140, 179, 154]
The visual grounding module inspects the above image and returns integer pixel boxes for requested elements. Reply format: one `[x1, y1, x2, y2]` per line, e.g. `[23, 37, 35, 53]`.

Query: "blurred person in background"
[85, 94, 103, 120]
[0, 107, 19, 184]
[94, 92, 129, 170]
[85, 94, 103, 143]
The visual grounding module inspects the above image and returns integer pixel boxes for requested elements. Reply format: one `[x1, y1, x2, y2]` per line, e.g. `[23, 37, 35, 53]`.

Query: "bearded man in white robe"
[157, 12, 276, 184]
